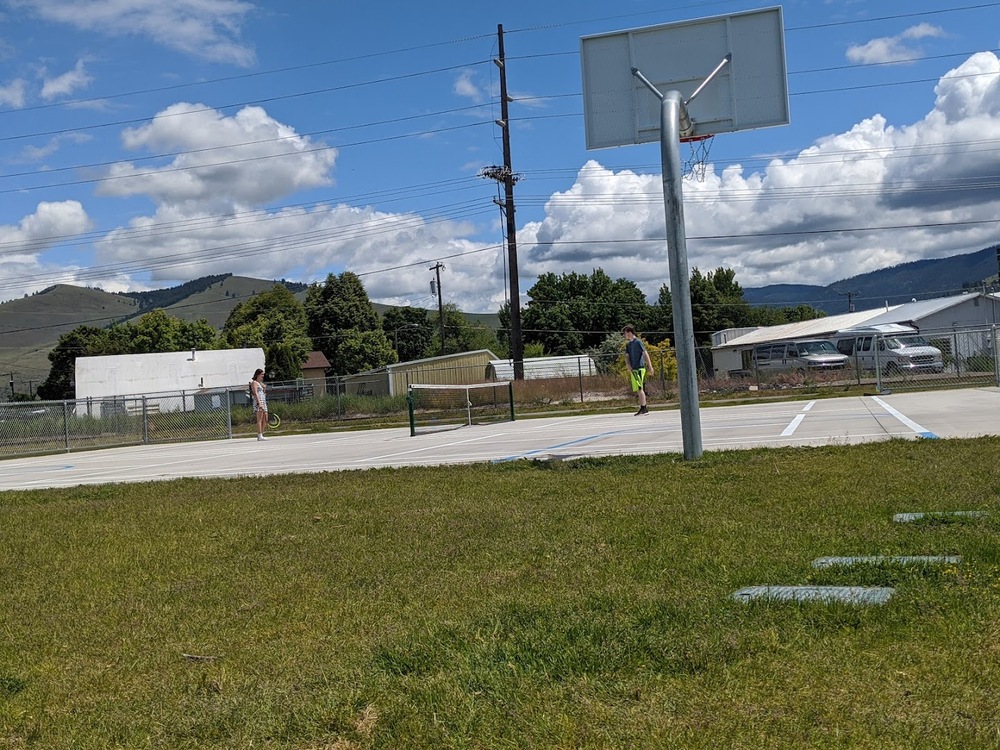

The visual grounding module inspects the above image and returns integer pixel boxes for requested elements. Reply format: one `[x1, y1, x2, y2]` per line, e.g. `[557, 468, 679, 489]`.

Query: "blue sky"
[1, 0, 999, 313]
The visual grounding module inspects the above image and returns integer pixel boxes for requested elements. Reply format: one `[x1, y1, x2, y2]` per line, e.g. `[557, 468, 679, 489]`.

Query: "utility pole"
[430, 262, 446, 356]
[840, 290, 860, 313]
[493, 24, 523, 380]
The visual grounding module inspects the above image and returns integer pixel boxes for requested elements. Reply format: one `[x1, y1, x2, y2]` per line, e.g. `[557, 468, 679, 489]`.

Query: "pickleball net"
[407, 381, 515, 436]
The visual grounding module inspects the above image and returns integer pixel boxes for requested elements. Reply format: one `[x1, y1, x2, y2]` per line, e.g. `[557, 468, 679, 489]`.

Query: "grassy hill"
[0, 285, 140, 389]
[160, 276, 304, 330]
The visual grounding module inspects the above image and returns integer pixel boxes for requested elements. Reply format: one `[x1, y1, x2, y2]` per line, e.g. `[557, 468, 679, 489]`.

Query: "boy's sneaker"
[634, 406, 649, 416]
[257, 434, 267, 441]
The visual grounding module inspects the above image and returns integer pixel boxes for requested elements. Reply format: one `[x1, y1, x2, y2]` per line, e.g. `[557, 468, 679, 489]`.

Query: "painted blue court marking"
[871, 396, 938, 438]
[493, 428, 629, 463]
[5, 464, 75, 473]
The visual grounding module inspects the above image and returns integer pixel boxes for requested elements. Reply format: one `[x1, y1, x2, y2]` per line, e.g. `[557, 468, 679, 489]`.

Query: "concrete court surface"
[2, 387, 999, 492]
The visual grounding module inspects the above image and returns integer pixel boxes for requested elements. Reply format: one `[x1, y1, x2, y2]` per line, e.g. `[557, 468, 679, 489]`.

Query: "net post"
[508, 380, 515, 421]
[407, 386, 416, 437]
[466, 386, 472, 426]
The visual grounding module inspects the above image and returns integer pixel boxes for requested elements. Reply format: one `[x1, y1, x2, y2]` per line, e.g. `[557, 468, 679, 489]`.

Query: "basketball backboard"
[580, 6, 789, 150]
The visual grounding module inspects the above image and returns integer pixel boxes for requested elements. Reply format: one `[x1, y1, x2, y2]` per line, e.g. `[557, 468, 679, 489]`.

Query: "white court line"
[871, 396, 938, 438]
[780, 400, 816, 437]
[358, 428, 513, 463]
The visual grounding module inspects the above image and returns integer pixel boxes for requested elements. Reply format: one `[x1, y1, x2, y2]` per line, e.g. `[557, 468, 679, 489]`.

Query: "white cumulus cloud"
[98, 103, 337, 210]
[519, 52, 1000, 297]
[0, 77, 26, 107]
[453, 70, 485, 103]
[9, 0, 256, 66]
[40, 59, 93, 100]
[847, 23, 945, 65]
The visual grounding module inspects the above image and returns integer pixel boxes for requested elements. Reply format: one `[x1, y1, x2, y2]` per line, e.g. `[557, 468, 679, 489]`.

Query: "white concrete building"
[75, 348, 265, 414]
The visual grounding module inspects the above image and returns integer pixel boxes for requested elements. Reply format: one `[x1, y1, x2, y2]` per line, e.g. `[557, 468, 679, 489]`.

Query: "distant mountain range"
[743, 244, 1000, 315]
[2, 245, 997, 391]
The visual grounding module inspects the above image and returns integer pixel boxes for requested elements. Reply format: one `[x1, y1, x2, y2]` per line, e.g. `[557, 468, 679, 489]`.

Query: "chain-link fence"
[0, 389, 238, 459]
[714, 326, 1000, 395]
[2, 326, 997, 459]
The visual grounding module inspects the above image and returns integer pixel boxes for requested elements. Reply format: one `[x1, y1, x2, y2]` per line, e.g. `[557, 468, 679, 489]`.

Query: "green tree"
[305, 272, 396, 375]
[336, 329, 399, 375]
[221, 284, 311, 380]
[380, 306, 432, 362]
[428, 304, 500, 357]
[648, 284, 674, 344]
[36, 326, 109, 400]
[687, 267, 760, 345]
[107, 309, 218, 354]
[520, 268, 652, 354]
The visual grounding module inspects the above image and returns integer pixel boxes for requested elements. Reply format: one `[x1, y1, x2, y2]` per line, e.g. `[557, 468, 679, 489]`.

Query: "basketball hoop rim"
[680, 133, 714, 143]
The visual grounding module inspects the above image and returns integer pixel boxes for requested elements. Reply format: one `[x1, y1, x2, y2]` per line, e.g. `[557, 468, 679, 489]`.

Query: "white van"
[753, 340, 849, 373]
[830, 326, 944, 375]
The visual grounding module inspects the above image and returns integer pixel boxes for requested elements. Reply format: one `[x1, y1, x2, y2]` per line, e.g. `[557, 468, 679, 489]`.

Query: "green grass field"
[2, 438, 999, 749]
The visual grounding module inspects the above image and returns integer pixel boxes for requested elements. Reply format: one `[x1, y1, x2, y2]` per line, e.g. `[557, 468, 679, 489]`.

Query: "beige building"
[342, 350, 499, 396]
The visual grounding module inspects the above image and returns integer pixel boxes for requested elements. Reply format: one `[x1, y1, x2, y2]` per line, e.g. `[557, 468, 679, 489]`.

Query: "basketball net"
[681, 134, 714, 182]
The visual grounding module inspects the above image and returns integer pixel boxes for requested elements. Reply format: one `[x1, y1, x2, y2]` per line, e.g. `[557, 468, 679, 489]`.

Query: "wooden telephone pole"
[488, 24, 524, 379]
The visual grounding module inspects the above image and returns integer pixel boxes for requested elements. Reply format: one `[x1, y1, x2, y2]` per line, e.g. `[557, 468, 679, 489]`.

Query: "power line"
[0, 59, 494, 144]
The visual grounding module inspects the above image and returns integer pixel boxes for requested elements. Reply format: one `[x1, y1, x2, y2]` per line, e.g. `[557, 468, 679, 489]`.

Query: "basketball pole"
[633, 71, 704, 460]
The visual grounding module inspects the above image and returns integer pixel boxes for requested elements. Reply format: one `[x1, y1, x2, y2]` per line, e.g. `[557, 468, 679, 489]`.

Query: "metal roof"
[715, 292, 998, 350]
[859, 293, 985, 327]
[714, 306, 900, 348]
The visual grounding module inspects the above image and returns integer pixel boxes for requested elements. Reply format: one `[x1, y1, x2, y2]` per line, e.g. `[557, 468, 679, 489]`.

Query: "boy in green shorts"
[623, 325, 654, 415]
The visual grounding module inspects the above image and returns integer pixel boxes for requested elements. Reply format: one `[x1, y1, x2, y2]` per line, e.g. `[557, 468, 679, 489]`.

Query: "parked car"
[0, 406, 48, 422]
[753, 340, 849, 372]
[831, 329, 944, 375]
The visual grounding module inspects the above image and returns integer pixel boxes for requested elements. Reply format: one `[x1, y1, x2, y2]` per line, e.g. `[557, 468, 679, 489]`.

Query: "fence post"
[993, 325, 1000, 387]
[63, 400, 70, 452]
[142, 396, 149, 445]
[225, 387, 233, 439]
[953, 332, 960, 377]
[874, 334, 884, 393]
[578, 357, 584, 403]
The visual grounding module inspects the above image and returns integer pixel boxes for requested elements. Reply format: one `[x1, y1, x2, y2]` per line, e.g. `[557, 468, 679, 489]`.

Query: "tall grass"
[1, 438, 999, 748]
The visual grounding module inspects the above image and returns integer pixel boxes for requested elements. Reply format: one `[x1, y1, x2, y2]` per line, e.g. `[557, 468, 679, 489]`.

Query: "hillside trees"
[305, 272, 396, 375]
[220, 284, 311, 380]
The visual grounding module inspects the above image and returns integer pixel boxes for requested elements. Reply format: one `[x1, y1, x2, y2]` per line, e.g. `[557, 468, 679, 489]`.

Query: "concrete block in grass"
[732, 585, 895, 605]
